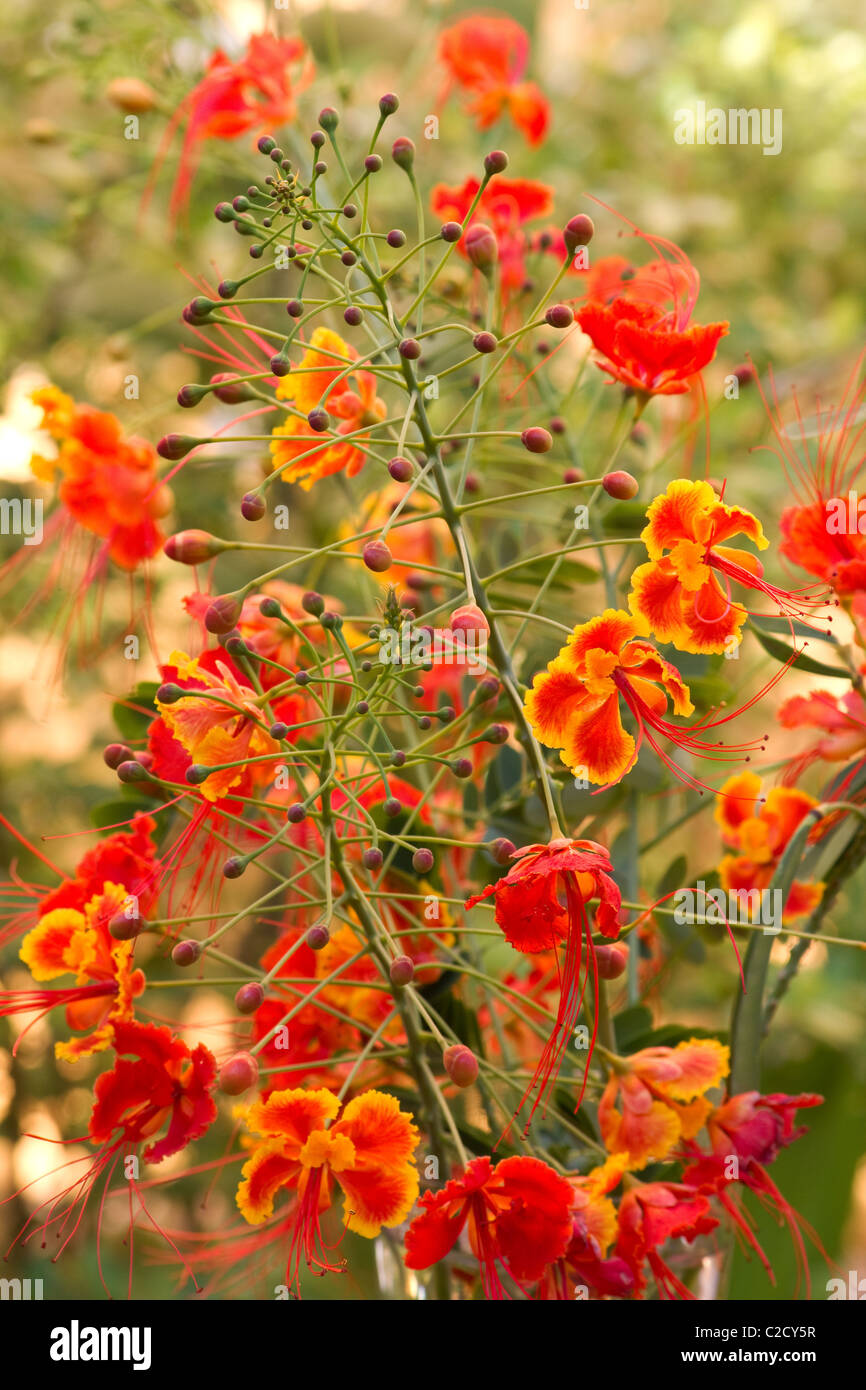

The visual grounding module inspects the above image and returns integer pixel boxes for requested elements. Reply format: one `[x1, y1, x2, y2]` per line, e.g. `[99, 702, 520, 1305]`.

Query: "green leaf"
[613, 1004, 654, 1052]
[657, 853, 688, 898]
[750, 627, 850, 679]
[112, 681, 159, 741]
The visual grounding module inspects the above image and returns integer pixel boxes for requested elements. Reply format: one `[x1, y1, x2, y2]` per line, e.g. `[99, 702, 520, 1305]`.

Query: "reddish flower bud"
[211, 373, 256, 404]
[172, 939, 201, 966]
[363, 847, 384, 870]
[157, 434, 198, 461]
[391, 137, 415, 170]
[108, 911, 145, 941]
[388, 455, 413, 482]
[484, 150, 509, 176]
[164, 530, 226, 565]
[563, 214, 595, 253]
[363, 539, 393, 573]
[219, 1051, 259, 1096]
[241, 492, 266, 521]
[602, 470, 639, 500]
[490, 836, 517, 866]
[412, 848, 434, 874]
[235, 982, 265, 1014]
[306, 924, 330, 951]
[545, 304, 574, 329]
[450, 603, 490, 636]
[473, 331, 498, 354]
[103, 742, 132, 770]
[521, 427, 553, 454]
[205, 594, 242, 634]
[595, 942, 629, 980]
[389, 955, 415, 987]
[443, 1043, 478, 1088]
[465, 223, 498, 272]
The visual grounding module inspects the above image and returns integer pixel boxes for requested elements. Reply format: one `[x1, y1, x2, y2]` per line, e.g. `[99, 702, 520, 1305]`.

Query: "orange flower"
[524, 609, 697, 787]
[715, 771, 825, 922]
[30, 388, 172, 569]
[149, 34, 314, 221]
[438, 15, 549, 145]
[628, 479, 768, 654]
[777, 686, 866, 790]
[14, 883, 146, 1061]
[270, 328, 387, 489]
[155, 650, 280, 802]
[236, 1087, 419, 1288]
[431, 175, 554, 290]
[599, 1038, 729, 1171]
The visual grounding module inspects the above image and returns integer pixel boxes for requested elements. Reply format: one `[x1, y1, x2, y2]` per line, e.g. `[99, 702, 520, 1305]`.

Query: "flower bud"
[106, 77, 157, 113]
[443, 1044, 478, 1088]
[172, 939, 201, 966]
[302, 590, 324, 616]
[219, 1052, 259, 1096]
[386, 229, 406, 248]
[363, 540, 393, 573]
[157, 434, 198, 461]
[545, 304, 574, 329]
[164, 529, 225, 565]
[596, 942, 629, 980]
[306, 924, 330, 951]
[363, 847, 383, 870]
[473, 331, 497, 354]
[389, 955, 414, 987]
[563, 214, 595, 253]
[241, 492, 266, 521]
[103, 742, 132, 770]
[391, 137, 415, 171]
[399, 338, 422, 360]
[490, 837, 516, 865]
[117, 760, 148, 784]
[441, 221, 462, 243]
[205, 594, 243, 634]
[602, 470, 639, 500]
[235, 982, 265, 1014]
[484, 150, 509, 176]
[379, 93, 400, 117]
[521, 427, 553, 454]
[412, 848, 434, 874]
[210, 372, 255, 404]
[108, 910, 145, 941]
[388, 456, 413, 482]
[450, 603, 490, 636]
[465, 223, 498, 273]
[318, 106, 339, 131]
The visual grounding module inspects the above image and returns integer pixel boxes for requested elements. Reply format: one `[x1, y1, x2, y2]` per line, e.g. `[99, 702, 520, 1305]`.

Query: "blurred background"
[0, 0, 863, 1298]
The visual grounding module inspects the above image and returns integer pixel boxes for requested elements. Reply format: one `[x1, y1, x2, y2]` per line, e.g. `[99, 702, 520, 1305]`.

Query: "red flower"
[466, 838, 621, 1128]
[89, 1020, 217, 1163]
[431, 175, 554, 290]
[148, 34, 314, 222]
[615, 1181, 718, 1299]
[438, 15, 549, 145]
[574, 231, 728, 396]
[404, 1155, 573, 1298]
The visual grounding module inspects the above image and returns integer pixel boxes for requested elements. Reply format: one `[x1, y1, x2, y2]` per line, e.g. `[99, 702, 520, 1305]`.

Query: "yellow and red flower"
[715, 771, 825, 923]
[525, 609, 701, 787]
[30, 386, 172, 570]
[466, 837, 621, 1126]
[404, 1155, 573, 1298]
[270, 327, 387, 489]
[236, 1087, 419, 1289]
[7, 883, 145, 1060]
[155, 649, 281, 802]
[599, 1038, 730, 1171]
[629, 479, 769, 654]
[538, 1156, 634, 1300]
[438, 15, 549, 146]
